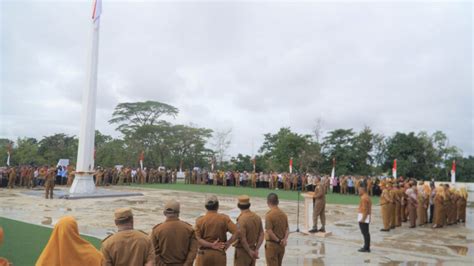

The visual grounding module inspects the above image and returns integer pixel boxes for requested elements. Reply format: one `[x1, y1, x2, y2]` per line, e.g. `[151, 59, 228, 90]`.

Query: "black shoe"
[308, 228, 318, 233]
[390, 226, 395, 229]
[380, 229, 389, 232]
[358, 248, 370, 253]
[318, 228, 326, 233]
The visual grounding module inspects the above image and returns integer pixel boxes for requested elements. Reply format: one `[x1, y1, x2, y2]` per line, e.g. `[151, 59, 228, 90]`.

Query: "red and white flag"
[392, 159, 397, 178]
[139, 151, 144, 170]
[6, 143, 11, 166]
[451, 160, 456, 184]
[331, 157, 336, 180]
[289, 157, 293, 174]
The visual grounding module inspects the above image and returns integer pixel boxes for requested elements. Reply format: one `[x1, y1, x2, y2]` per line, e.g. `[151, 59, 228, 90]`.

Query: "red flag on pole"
[451, 160, 456, 184]
[392, 159, 397, 178]
[289, 157, 293, 173]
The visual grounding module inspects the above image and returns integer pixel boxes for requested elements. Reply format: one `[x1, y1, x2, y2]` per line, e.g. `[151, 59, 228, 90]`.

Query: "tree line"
[1, 101, 472, 182]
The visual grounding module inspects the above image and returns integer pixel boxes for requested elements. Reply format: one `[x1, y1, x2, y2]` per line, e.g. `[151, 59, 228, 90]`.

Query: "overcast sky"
[1, 0, 472, 157]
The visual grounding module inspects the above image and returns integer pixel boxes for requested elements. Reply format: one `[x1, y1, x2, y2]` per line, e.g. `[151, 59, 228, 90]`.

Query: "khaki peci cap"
[114, 208, 133, 221]
[238, 195, 250, 205]
[164, 199, 180, 214]
[205, 195, 218, 205]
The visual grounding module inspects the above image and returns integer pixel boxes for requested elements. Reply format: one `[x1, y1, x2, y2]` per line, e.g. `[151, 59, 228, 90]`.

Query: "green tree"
[109, 101, 179, 134]
[321, 129, 356, 175]
[14, 138, 42, 166]
[230, 154, 253, 172]
[95, 139, 128, 167]
[259, 127, 312, 172]
[352, 127, 374, 175]
[37, 134, 78, 166]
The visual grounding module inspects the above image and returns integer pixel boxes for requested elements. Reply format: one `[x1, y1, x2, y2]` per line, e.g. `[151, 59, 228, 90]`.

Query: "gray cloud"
[1, 0, 472, 156]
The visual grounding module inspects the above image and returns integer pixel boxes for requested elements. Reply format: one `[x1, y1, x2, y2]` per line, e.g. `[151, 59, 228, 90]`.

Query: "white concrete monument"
[70, 0, 102, 195]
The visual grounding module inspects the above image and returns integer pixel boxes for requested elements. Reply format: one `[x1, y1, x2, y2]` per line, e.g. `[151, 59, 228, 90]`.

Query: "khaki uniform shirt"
[150, 217, 198, 265]
[264, 207, 288, 241]
[195, 211, 237, 251]
[380, 189, 392, 205]
[235, 210, 263, 249]
[101, 229, 155, 266]
[358, 194, 372, 220]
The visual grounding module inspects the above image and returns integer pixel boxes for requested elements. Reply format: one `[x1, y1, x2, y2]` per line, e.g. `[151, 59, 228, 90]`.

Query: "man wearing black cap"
[150, 199, 198, 266]
[195, 195, 238, 266]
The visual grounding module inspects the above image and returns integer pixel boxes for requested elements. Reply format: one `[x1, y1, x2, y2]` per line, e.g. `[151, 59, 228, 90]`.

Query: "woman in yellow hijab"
[36, 216, 103, 266]
[0, 226, 10, 266]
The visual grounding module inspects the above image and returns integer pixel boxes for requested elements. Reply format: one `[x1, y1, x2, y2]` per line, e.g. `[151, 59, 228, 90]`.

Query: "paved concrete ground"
[1, 186, 473, 265]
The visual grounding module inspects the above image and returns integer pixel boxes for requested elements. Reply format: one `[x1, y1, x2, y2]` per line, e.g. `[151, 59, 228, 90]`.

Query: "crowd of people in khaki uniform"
[378, 178, 468, 231]
[33, 193, 289, 266]
[2, 164, 469, 265]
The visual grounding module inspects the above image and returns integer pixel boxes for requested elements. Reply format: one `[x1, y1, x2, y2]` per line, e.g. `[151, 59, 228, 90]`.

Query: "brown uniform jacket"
[313, 183, 326, 212]
[313, 184, 326, 202]
[150, 217, 198, 266]
[358, 194, 372, 221]
[235, 210, 263, 249]
[380, 189, 392, 205]
[101, 229, 155, 266]
[195, 211, 237, 251]
[390, 189, 399, 204]
[264, 207, 288, 241]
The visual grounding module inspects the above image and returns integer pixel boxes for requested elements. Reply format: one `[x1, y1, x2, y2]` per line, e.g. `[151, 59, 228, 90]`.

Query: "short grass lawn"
[133, 182, 380, 205]
[0, 217, 101, 266]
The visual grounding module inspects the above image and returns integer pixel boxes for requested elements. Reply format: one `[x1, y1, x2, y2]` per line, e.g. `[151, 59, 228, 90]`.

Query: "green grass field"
[0, 217, 101, 266]
[133, 183, 380, 205]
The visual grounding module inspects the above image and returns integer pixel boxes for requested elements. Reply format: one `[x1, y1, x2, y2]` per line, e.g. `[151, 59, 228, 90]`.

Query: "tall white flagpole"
[70, 0, 102, 194]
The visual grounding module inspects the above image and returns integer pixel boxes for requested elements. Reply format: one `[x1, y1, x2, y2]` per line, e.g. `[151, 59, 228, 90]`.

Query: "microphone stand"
[291, 184, 302, 234]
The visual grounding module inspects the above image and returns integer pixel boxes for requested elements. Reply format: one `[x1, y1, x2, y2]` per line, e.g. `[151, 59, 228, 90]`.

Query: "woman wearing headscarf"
[432, 186, 446, 229]
[417, 183, 430, 226]
[36, 216, 103, 266]
[405, 184, 418, 228]
[0, 226, 11, 266]
[457, 187, 468, 223]
[429, 182, 436, 223]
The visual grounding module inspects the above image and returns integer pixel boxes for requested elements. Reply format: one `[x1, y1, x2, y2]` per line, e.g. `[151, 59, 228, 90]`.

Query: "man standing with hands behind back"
[234, 195, 264, 266]
[195, 195, 238, 266]
[264, 193, 289, 266]
[358, 186, 372, 252]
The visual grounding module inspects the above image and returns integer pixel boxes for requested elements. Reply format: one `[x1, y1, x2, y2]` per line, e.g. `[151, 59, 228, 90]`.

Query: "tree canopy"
[2, 101, 473, 182]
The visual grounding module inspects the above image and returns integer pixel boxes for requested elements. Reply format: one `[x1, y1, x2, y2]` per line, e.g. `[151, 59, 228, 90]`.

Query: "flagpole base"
[69, 172, 96, 194]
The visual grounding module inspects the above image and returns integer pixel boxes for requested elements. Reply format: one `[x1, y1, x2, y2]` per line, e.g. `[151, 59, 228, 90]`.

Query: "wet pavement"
[1, 186, 473, 265]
